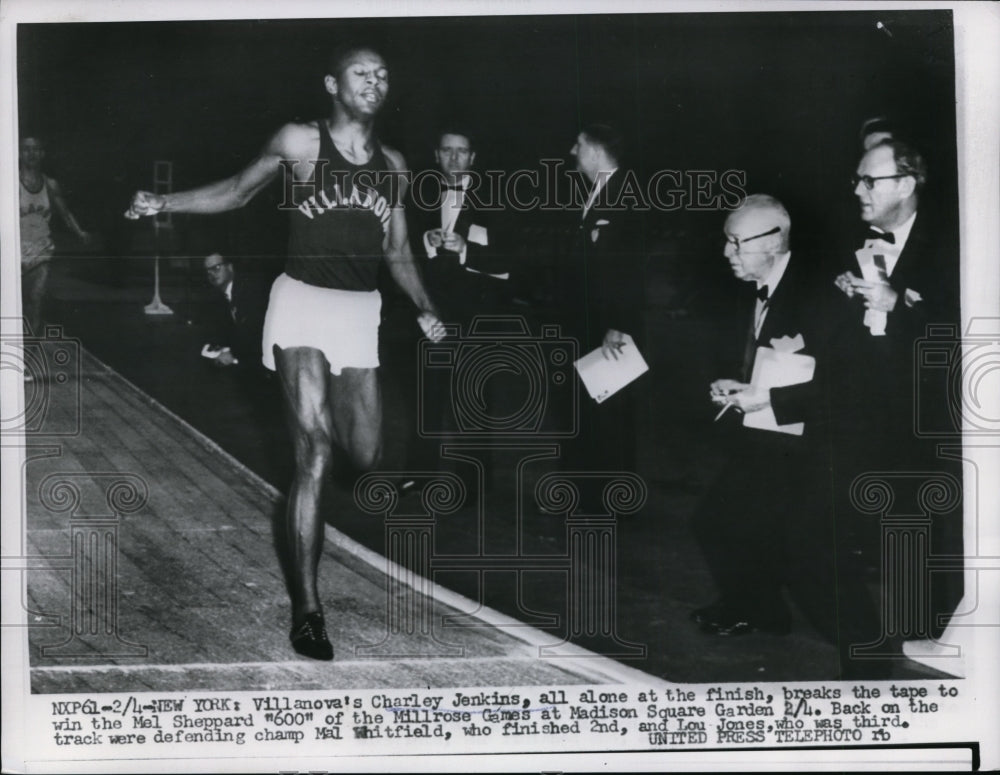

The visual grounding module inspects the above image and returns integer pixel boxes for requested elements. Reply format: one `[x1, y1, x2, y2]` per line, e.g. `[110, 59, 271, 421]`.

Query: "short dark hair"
[858, 115, 896, 145]
[876, 138, 927, 189]
[580, 123, 625, 165]
[436, 126, 475, 151]
[327, 44, 382, 79]
[203, 252, 232, 267]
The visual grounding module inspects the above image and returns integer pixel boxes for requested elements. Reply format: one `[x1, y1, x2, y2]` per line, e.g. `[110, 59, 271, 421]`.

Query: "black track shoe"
[290, 612, 334, 660]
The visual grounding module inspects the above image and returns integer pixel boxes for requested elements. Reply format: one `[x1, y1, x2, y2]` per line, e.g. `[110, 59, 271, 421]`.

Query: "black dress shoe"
[290, 611, 334, 660]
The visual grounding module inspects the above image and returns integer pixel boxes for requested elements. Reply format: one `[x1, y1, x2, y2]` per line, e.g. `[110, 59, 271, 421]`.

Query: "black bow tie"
[756, 285, 770, 302]
[865, 227, 895, 244]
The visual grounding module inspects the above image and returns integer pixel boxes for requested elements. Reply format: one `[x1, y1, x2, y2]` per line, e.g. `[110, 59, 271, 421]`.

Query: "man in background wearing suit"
[202, 253, 270, 373]
[557, 123, 647, 513]
[401, 129, 512, 495]
[692, 194, 881, 679]
[836, 139, 959, 466]
[833, 138, 963, 642]
[414, 129, 511, 324]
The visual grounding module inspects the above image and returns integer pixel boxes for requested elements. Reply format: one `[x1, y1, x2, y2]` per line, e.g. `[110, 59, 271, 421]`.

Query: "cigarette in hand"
[714, 402, 735, 421]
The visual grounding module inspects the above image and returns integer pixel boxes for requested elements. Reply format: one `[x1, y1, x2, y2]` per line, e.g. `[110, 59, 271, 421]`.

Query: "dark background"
[17, 10, 958, 267]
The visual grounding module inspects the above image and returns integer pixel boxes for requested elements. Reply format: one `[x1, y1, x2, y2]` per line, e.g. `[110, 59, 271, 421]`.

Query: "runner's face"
[331, 50, 389, 117]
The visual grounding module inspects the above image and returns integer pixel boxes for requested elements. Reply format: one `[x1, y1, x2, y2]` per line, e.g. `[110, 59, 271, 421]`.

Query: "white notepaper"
[742, 346, 815, 435]
[574, 334, 649, 403]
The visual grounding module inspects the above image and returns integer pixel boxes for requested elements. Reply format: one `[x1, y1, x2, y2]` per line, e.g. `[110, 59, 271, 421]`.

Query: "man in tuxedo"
[835, 139, 959, 456]
[832, 138, 963, 640]
[557, 123, 646, 512]
[412, 128, 511, 326]
[402, 129, 512, 494]
[692, 195, 882, 679]
[202, 253, 270, 373]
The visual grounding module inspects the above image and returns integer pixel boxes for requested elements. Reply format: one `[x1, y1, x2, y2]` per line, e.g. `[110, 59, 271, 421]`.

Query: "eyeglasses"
[722, 225, 780, 252]
[205, 264, 228, 273]
[851, 173, 909, 190]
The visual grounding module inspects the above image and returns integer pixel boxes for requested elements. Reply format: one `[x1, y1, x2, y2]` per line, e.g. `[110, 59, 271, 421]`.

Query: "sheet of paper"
[743, 346, 815, 435]
[574, 334, 649, 403]
[856, 247, 888, 335]
[467, 223, 488, 246]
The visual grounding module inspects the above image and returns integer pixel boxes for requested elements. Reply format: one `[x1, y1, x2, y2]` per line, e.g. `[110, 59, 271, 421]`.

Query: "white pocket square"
[770, 333, 806, 353]
[467, 223, 488, 246]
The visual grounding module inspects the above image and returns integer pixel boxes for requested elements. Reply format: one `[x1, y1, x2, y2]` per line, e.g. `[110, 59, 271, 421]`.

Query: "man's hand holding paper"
[850, 277, 898, 312]
[601, 328, 627, 360]
[575, 332, 648, 403]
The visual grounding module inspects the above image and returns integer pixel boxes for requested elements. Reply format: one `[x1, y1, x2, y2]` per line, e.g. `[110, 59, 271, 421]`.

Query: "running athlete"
[126, 46, 445, 660]
[19, 135, 93, 336]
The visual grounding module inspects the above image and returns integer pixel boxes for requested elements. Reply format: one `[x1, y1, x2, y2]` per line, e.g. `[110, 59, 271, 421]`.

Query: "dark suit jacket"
[825, 208, 960, 457]
[819, 208, 964, 633]
[409, 182, 511, 328]
[698, 248, 882, 657]
[560, 169, 646, 350]
[553, 169, 648, 480]
[714, 250, 829, 443]
[207, 271, 271, 368]
[878, 208, 959, 342]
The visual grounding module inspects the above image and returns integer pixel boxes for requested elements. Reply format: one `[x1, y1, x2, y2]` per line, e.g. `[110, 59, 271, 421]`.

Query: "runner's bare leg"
[274, 348, 384, 623]
[328, 367, 383, 473]
[274, 345, 336, 623]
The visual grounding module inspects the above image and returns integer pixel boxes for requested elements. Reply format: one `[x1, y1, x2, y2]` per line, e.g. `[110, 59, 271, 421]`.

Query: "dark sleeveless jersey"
[285, 122, 397, 291]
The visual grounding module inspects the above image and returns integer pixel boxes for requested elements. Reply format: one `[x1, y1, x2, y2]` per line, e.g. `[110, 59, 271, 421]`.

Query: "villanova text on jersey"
[284, 160, 396, 234]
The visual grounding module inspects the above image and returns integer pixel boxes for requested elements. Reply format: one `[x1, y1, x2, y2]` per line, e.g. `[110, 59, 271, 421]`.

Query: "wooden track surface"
[22, 350, 655, 693]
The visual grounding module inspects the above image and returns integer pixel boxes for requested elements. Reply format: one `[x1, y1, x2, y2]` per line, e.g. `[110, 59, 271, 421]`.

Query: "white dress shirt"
[582, 168, 618, 220]
[424, 174, 470, 263]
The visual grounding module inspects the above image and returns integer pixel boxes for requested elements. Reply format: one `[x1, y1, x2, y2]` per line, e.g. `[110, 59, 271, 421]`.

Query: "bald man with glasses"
[691, 194, 883, 679]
